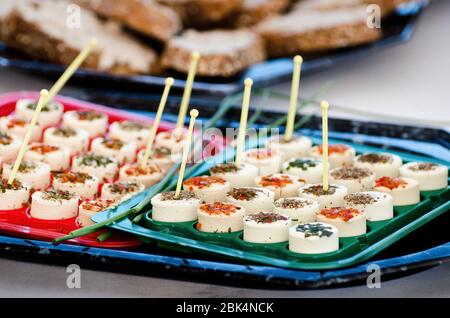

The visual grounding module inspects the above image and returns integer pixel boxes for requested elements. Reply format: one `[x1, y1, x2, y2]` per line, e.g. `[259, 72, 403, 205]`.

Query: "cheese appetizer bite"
[298, 184, 348, 209]
[309, 144, 355, 168]
[151, 190, 201, 223]
[344, 191, 394, 222]
[154, 128, 187, 153]
[374, 176, 420, 206]
[62, 110, 108, 138]
[101, 181, 145, 203]
[329, 166, 376, 193]
[119, 163, 163, 187]
[400, 162, 448, 191]
[289, 222, 339, 254]
[197, 202, 245, 233]
[209, 162, 259, 188]
[274, 197, 320, 224]
[30, 190, 79, 220]
[183, 176, 231, 203]
[243, 212, 291, 244]
[316, 207, 366, 237]
[77, 198, 116, 227]
[0, 179, 29, 210]
[72, 154, 119, 182]
[0, 132, 21, 163]
[267, 135, 312, 159]
[0, 116, 42, 142]
[15, 99, 63, 127]
[43, 127, 89, 156]
[282, 157, 325, 184]
[91, 137, 137, 164]
[243, 148, 283, 175]
[2, 161, 51, 190]
[255, 173, 305, 199]
[226, 187, 275, 215]
[52, 171, 99, 200]
[354, 152, 403, 178]
[109, 120, 151, 149]
[24, 143, 70, 171]
[137, 146, 179, 172]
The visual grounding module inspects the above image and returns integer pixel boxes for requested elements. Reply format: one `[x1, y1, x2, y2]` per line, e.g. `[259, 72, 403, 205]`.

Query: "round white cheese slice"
[62, 110, 108, 138]
[77, 198, 116, 227]
[72, 154, 119, 182]
[183, 176, 231, 203]
[255, 173, 305, 199]
[30, 190, 79, 220]
[226, 187, 275, 215]
[2, 161, 51, 190]
[119, 163, 163, 187]
[266, 135, 312, 159]
[210, 162, 259, 188]
[109, 120, 151, 148]
[0, 132, 21, 163]
[316, 207, 366, 237]
[309, 144, 355, 168]
[243, 148, 283, 175]
[197, 202, 245, 233]
[154, 128, 187, 153]
[274, 197, 320, 223]
[354, 152, 403, 178]
[151, 191, 201, 223]
[24, 143, 70, 171]
[282, 157, 326, 184]
[101, 181, 145, 203]
[137, 147, 179, 172]
[0, 180, 30, 210]
[52, 172, 100, 200]
[91, 137, 137, 164]
[329, 166, 376, 194]
[298, 184, 348, 209]
[43, 127, 89, 156]
[15, 99, 63, 127]
[374, 176, 420, 206]
[289, 222, 339, 254]
[344, 191, 394, 221]
[0, 116, 42, 142]
[400, 162, 448, 191]
[243, 212, 291, 243]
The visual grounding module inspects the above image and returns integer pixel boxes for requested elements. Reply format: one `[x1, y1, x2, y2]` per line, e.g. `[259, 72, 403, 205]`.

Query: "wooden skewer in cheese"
[321, 100, 329, 192]
[235, 78, 253, 168]
[284, 55, 303, 142]
[177, 52, 200, 129]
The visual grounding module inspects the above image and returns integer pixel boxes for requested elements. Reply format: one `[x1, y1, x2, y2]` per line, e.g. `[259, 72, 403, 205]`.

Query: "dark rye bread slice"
[228, 0, 290, 27]
[1, 0, 157, 75]
[161, 29, 266, 77]
[157, 0, 243, 28]
[256, 6, 382, 57]
[75, 0, 181, 42]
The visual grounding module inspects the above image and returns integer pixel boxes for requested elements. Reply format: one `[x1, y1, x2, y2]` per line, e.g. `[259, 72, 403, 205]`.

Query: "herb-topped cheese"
[408, 162, 439, 171]
[302, 184, 337, 196]
[41, 190, 75, 201]
[285, 158, 318, 171]
[245, 212, 288, 223]
[53, 171, 93, 183]
[357, 153, 393, 164]
[0, 179, 25, 193]
[160, 190, 198, 201]
[210, 163, 240, 174]
[52, 127, 78, 138]
[78, 154, 115, 167]
[25, 100, 60, 112]
[0, 132, 13, 145]
[227, 187, 263, 201]
[75, 110, 105, 121]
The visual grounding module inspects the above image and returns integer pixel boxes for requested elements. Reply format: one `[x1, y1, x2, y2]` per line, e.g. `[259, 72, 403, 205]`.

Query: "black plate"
[0, 3, 425, 96]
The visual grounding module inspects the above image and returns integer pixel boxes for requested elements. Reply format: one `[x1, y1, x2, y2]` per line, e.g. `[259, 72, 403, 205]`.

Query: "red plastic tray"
[0, 91, 180, 248]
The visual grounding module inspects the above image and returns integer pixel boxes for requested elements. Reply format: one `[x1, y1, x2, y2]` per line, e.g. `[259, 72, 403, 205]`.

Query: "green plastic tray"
[95, 139, 449, 270]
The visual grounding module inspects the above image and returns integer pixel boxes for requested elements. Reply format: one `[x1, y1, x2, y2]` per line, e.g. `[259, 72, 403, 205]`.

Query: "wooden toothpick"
[321, 100, 330, 191]
[284, 55, 303, 141]
[235, 78, 253, 167]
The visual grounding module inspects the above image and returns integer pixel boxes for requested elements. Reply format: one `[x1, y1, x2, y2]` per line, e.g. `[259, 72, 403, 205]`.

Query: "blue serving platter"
[0, 2, 426, 96]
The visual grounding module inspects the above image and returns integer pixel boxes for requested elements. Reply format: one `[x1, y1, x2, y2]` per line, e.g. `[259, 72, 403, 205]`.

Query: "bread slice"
[1, 0, 157, 75]
[157, 0, 243, 28]
[75, 0, 181, 42]
[256, 6, 382, 57]
[161, 29, 266, 77]
[294, 0, 399, 17]
[229, 0, 290, 27]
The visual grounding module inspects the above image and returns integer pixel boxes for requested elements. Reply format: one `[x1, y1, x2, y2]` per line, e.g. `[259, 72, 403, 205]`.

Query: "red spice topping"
[319, 207, 363, 222]
[317, 144, 349, 155]
[125, 164, 161, 176]
[82, 198, 116, 212]
[30, 144, 59, 154]
[258, 175, 293, 188]
[375, 176, 407, 190]
[54, 171, 92, 183]
[200, 202, 240, 216]
[247, 149, 274, 159]
[102, 138, 125, 150]
[7, 118, 27, 128]
[76, 111, 104, 121]
[184, 176, 226, 189]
